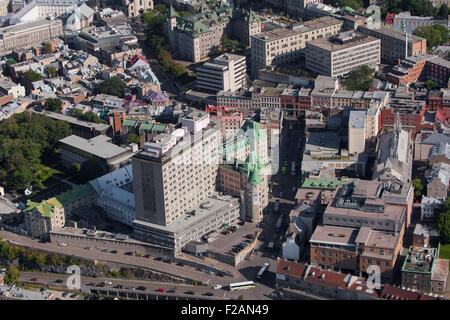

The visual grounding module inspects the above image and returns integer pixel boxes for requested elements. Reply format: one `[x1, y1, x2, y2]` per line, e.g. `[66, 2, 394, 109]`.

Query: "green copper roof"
[139, 123, 154, 133]
[25, 184, 95, 218]
[123, 120, 136, 128]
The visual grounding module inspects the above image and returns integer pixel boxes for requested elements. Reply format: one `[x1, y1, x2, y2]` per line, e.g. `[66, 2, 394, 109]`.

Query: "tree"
[95, 76, 126, 98]
[343, 65, 374, 91]
[79, 159, 106, 183]
[23, 70, 43, 82]
[125, 133, 140, 145]
[425, 80, 441, 91]
[43, 98, 62, 113]
[67, 163, 81, 175]
[45, 66, 57, 78]
[4, 265, 20, 284]
[6, 58, 16, 66]
[412, 178, 423, 199]
[414, 24, 449, 51]
[435, 198, 450, 244]
[44, 42, 53, 54]
[71, 108, 83, 118]
[439, 3, 449, 17]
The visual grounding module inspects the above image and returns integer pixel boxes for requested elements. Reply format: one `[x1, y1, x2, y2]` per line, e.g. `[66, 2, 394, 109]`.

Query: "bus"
[256, 263, 269, 280]
[229, 281, 255, 291]
[291, 161, 296, 176]
[281, 166, 286, 175]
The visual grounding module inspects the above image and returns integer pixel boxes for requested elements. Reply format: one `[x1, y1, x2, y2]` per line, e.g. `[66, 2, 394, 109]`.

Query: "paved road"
[0, 230, 235, 286]
[18, 271, 237, 300]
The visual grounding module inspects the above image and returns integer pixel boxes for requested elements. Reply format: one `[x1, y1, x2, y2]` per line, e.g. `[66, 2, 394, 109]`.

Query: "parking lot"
[207, 223, 259, 258]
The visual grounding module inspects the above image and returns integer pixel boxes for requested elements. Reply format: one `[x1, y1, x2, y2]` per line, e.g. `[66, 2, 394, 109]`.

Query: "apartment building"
[402, 247, 449, 294]
[196, 53, 246, 93]
[426, 56, 450, 87]
[421, 196, 445, 221]
[165, 4, 261, 62]
[216, 87, 262, 111]
[380, 102, 426, 138]
[280, 88, 313, 115]
[250, 16, 343, 75]
[357, 25, 426, 64]
[305, 32, 380, 78]
[0, 19, 64, 57]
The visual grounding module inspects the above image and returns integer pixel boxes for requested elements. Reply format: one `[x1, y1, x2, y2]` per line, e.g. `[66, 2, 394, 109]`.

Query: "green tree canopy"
[126, 133, 140, 145]
[4, 265, 20, 284]
[439, 3, 449, 17]
[95, 76, 126, 98]
[23, 70, 43, 82]
[425, 80, 441, 91]
[435, 198, 450, 244]
[343, 65, 374, 91]
[43, 98, 62, 113]
[414, 24, 449, 51]
[45, 66, 57, 78]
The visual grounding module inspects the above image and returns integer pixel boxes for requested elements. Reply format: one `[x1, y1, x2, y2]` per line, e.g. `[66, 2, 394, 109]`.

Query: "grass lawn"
[439, 243, 450, 260]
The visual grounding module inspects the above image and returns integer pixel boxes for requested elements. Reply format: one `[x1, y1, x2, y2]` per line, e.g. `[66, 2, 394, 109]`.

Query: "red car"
[30, 278, 39, 281]
[144, 254, 151, 258]
[157, 288, 165, 292]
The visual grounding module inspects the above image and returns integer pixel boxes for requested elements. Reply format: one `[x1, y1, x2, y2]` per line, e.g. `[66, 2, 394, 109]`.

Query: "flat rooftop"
[307, 32, 379, 52]
[309, 225, 358, 246]
[358, 25, 425, 43]
[402, 247, 436, 274]
[349, 110, 366, 129]
[38, 110, 110, 132]
[59, 135, 130, 160]
[133, 193, 239, 234]
[207, 222, 258, 255]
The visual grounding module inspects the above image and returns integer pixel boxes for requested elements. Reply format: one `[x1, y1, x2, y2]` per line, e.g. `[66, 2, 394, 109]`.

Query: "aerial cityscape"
[0, 0, 449, 306]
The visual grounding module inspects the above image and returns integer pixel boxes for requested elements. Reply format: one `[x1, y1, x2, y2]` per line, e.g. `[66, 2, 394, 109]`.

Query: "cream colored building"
[0, 19, 64, 57]
[196, 53, 246, 93]
[121, 0, 153, 18]
[305, 32, 380, 78]
[250, 16, 343, 76]
[0, 0, 8, 16]
[132, 111, 220, 227]
[348, 110, 366, 155]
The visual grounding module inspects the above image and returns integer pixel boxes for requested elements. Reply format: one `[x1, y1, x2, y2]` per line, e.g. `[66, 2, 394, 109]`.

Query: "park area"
[439, 244, 450, 260]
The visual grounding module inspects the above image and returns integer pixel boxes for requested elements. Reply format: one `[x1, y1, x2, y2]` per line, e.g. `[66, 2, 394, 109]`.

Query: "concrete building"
[250, 16, 343, 76]
[348, 110, 366, 155]
[131, 112, 236, 255]
[196, 53, 246, 93]
[58, 134, 138, 171]
[205, 105, 243, 142]
[8, 0, 77, 25]
[0, 19, 64, 57]
[0, 77, 25, 99]
[421, 196, 445, 222]
[286, 0, 322, 18]
[305, 32, 380, 78]
[357, 25, 427, 64]
[401, 247, 449, 294]
[0, 285, 55, 300]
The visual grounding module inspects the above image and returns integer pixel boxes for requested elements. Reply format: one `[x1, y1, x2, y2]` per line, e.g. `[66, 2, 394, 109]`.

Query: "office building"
[250, 16, 343, 75]
[196, 53, 246, 93]
[357, 25, 426, 63]
[58, 134, 139, 171]
[306, 32, 380, 78]
[348, 110, 366, 155]
[0, 19, 64, 57]
[132, 111, 220, 229]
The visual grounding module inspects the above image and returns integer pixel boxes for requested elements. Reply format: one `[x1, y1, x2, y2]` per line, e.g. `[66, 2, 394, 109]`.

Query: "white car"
[104, 281, 112, 285]
[58, 243, 68, 247]
[213, 285, 222, 290]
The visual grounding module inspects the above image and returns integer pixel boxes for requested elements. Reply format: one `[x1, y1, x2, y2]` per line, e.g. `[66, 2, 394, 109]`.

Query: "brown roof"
[304, 266, 347, 289]
[276, 259, 307, 278]
[380, 285, 420, 300]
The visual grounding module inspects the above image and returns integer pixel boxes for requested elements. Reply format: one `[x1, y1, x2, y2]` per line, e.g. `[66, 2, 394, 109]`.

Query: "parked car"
[203, 292, 213, 296]
[96, 283, 105, 287]
[185, 291, 194, 295]
[125, 286, 136, 290]
[110, 250, 118, 254]
[62, 292, 68, 297]
[104, 281, 112, 285]
[137, 286, 146, 291]
[176, 262, 184, 266]
[86, 282, 96, 286]
[124, 252, 133, 255]
[84, 247, 92, 250]
[113, 285, 124, 289]
[143, 254, 151, 258]
[167, 289, 176, 293]
[101, 249, 109, 253]
[70, 293, 78, 298]
[58, 243, 68, 247]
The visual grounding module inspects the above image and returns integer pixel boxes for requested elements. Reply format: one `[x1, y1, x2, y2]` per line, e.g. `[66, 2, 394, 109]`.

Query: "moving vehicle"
[229, 281, 255, 291]
[114, 285, 124, 289]
[157, 288, 165, 292]
[84, 247, 92, 250]
[167, 289, 176, 293]
[203, 292, 213, 296]
[184, 291, 194, 295]
[256, 263, 269, 280]
[213, 285, 222, 290]
[137, 286, 146, 291]
[291, 161, 296, 176]
[281, 166, 286, 175]
[54, 279, 63, 284]
[86, 282, 96, 286]
[104, 281, 112, 285]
